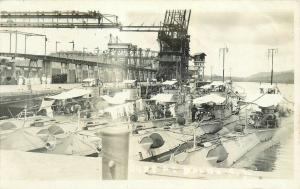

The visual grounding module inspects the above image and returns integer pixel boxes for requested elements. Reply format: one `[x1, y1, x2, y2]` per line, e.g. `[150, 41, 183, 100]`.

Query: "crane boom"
[0, 10, 120, 28]
[0, 10, 192, 82]
[0, 10, 163, 31]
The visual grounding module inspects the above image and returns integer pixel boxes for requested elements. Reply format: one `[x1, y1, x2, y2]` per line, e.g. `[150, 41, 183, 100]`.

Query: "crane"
[0, 11, 120, 28]
[0, 10, 191, 81]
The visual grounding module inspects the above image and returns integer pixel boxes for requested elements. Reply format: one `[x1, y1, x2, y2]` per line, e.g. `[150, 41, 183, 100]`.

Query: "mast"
[222, 49, 225, 82]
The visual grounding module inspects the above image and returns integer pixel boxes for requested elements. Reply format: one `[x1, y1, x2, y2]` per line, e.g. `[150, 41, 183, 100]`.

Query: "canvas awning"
[193, 94, 226, 105]
[162, 80, 177, 85]
[210, 81, 225, 87]
[47, 88, 92, 100]
[246, 94, 283, 108]
[123, 80, 136, 84]
[101, 95, 125, 105]
[82, 78, 96, 82]
[151, 93, 176, 103]
[200, 84, 211, 89]
[101, 91, 130, 105]
[46, 133, 97, 156]
[38, 99, 55, 111]
[259, 84, 276, 90]
[0, 122, 17, 131]
[0, 129, 45, 151]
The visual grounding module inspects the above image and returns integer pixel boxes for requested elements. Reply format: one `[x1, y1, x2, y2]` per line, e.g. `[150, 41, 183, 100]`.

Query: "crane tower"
[157, 10, 191, 82]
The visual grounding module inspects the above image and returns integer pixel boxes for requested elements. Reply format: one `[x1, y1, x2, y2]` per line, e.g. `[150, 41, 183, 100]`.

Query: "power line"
[219, 47, 229, 82]
[267, 48, 278, 85]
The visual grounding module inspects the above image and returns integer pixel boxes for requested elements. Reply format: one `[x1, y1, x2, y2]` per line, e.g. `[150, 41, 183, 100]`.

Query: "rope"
[239, 93, 267, 111]
[282, 96, 294, 104]
[0, 95, 44, 105]
[233, 84, 246, 94]
[274, 85, 294, 104]
[227, 86, 245, 99]
[166, 129, 194, 137]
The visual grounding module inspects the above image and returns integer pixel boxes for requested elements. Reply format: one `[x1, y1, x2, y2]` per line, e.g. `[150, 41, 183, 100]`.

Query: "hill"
[205, 70, 294, 84]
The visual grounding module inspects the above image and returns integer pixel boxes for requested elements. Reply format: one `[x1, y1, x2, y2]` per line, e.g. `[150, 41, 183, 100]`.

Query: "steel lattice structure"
[157, 10, 191, 82]
[0, 11, 120, 28]
[0, 10, 191, 81]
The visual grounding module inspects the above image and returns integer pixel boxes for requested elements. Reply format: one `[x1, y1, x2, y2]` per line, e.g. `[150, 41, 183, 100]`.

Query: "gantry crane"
[0, 11, 120, 28]
[0, 10, 191, 81]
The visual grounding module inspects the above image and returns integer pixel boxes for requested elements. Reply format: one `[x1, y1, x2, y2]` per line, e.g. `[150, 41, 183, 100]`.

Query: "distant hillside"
[243, 70, 294, 83]
[205, 70, 294, 84]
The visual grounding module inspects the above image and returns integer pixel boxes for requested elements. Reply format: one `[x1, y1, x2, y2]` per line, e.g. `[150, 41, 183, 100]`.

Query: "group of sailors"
[191, 104, 214, 122]
[52, 99, 92, 116]
[144, 103, 173, 120]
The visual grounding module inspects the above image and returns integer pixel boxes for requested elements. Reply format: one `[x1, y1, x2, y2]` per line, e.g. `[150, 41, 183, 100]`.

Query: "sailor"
[145, 105, 151, 120]
[157, 103, 164, 119]
[165, 105, 171, 118]
[155, 103, 161, 119]
[161, 104, 165, 118]
[191, 104, 198, 122]
[133, 102, 137, 114]
[42, 74, 47, 86]
[196, 110, 202, 121]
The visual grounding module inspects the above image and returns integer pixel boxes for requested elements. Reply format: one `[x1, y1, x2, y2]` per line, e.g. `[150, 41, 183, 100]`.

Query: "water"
[232, 82, 294, 177]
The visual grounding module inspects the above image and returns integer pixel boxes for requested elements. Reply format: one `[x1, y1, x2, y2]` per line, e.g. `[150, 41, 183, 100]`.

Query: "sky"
[0, 0, 297, 77]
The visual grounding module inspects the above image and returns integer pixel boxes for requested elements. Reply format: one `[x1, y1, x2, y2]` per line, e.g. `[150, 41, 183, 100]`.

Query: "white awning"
[193, 94, 226, 105]
[259, 84, 276, 90]
[101, 95, 125, 105]
[122, 80, 136, 84]
[200, 84, 211, 89]
[0, 129, 45, 151]
[48, 88, 92, 100]
[83, 78, 96, 82]
[101, 91, 130, 105]
[151, 93, 176, 103]
[210, 81, 225, 86]
[247, 94, 283, 108]
[38, 99, 55, 111]
[162, 80, 177, 85]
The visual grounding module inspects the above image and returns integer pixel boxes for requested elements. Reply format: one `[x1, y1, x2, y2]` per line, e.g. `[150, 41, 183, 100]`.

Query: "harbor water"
[232, 82, 294, 177]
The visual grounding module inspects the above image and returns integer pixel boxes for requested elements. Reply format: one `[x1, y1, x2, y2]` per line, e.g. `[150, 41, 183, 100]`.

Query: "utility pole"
[82, 47, 87, 60]
[44, 36, 47, 56]
[69, 40, 75, 51]
[268, 48, 278, 85]
[95, 47, 100, 80]
[219, 47, 229, 82]
[15, 30, 18, 55]
[95, 47, 100, 55]
[9, 33, 12, 53]
[95, 47, 100, 62]
[24, 35, 27, 54]
[55, 41, 60, 53]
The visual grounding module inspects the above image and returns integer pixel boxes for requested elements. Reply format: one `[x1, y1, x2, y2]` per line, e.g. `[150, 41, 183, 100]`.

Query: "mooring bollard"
[99, 127, 130, 180]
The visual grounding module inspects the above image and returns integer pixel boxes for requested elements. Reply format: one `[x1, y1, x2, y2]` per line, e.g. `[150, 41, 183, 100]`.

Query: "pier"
[0, 50, 157, 84]
[0, 3, 296, 189]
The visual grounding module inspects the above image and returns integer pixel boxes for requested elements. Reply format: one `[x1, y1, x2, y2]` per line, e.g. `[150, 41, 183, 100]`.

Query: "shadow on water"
[249, 143, 281, 172]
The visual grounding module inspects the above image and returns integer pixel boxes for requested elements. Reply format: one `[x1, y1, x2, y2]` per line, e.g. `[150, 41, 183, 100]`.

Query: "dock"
[0, 149, 281, 180]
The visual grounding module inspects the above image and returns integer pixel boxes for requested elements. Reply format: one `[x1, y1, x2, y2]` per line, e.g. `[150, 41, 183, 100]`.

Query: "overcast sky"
[0, 0, 297, 77]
